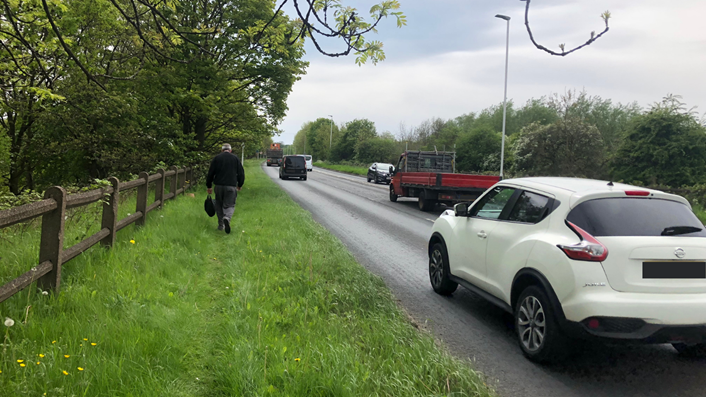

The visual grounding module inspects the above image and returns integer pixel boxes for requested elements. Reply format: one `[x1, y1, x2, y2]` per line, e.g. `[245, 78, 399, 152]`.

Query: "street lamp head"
[495, 14, 511, 21]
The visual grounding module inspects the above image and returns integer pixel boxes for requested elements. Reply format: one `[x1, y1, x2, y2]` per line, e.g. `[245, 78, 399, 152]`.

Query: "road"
[263, 164, 706, 397]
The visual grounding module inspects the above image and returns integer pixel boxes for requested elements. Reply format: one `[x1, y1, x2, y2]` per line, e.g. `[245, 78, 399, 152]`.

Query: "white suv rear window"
[567, 198, 706, 237]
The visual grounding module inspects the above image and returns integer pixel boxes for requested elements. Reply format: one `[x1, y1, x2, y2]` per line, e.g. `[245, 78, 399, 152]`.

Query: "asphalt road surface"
[264, 164, 706, 397]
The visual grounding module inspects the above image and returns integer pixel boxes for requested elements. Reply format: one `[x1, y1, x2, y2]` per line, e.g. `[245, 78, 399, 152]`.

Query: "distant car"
[303, 155, 313, 171]
[367, 163, 394, 184]
[279, 155, 307, 181]
[429, 177, 706, 363]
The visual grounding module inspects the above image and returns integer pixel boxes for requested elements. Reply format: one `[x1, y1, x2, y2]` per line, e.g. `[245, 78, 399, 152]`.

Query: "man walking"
[207, 143, 245, 233]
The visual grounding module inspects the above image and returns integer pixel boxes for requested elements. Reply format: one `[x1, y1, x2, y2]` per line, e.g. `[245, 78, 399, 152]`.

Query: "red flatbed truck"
[389, 151, 500, 211]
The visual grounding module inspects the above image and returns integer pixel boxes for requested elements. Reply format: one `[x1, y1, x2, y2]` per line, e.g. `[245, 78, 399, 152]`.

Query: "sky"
[275, 0, 706, 144]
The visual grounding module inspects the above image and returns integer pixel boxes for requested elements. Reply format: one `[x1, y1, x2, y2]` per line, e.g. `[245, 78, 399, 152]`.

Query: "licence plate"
[643, 262, 706, 279]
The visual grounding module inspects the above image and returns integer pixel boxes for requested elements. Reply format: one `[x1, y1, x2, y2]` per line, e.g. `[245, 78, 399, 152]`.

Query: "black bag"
[204, 195, 216, 217]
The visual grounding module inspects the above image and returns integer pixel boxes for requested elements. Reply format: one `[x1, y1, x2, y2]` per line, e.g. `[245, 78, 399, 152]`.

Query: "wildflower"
[42, 291, 49, 296]
[4, 317, 14, 327]
[64, 355, 70, 358]
[83, 338, 88, 341]
[130, 240, 135, 244]
[294, 358, 301, 362]
[39, 354, 45, 358]
[36, 362, 40, 365]
[20, 363, 25, 367]
[62, 370, 68, 375]
[77, 367, 84, 371]
[52, 341, 56, 344]
[91, 343, 97, 346]
[17, 360, 23, 363]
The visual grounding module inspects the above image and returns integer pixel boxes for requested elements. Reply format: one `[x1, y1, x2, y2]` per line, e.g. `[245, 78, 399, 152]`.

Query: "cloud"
[276, 0, 706, 144]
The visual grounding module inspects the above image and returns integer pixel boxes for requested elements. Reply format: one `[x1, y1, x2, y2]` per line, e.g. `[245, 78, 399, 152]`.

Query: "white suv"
[428, 177, 706, 362]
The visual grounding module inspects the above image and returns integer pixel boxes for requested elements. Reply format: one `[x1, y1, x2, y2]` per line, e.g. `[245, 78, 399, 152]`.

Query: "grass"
[0, 160, 494, 396]
[313, 161, 368, 176]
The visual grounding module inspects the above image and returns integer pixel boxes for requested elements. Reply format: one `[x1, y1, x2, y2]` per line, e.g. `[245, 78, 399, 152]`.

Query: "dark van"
[279, 155, 308, 181]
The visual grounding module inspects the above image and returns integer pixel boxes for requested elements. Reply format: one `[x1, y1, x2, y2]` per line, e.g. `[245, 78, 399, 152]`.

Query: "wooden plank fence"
[0, 166, 196, 304]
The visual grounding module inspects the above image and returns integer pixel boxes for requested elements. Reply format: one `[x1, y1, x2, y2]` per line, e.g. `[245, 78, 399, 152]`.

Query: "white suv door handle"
[477, 231, 487, 239]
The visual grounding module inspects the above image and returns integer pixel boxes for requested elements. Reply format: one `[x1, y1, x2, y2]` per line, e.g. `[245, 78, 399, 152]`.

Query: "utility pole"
[495, 14, 511, 179]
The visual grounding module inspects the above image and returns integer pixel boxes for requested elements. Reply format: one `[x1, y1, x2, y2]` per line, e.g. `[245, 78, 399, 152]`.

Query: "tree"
[512, 119, 605, 178]
[612, 97, 706, 187]
[355, 135, 396, 164]
[522, 0, 611, 57]
[293, 118, 340, 160]
[455, 126, 501, 173]
[547, 90, 640, 157]
[331, 118, 376, 161]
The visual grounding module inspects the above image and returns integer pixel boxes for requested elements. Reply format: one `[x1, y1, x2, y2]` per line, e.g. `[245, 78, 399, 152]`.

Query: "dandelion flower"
[64, 355, 70, 358]
[78, 367, 84, 371]
[130, 240, 135, 244]
[294, 358, 301, 362]
[52, 340, 56, 344]
[36, 362, 40, 365]
[83, 338, 88, 341]
[91, 343, 97, 346]
[62, 370, 68, 375]
[4, 317, 14, 327]
[17, 360, 23, 363]
[20, 363, 25, 367]
[39, 354, 45, 358]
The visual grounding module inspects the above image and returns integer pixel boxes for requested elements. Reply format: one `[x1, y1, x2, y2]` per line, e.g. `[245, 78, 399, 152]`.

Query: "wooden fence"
[0, 166, 196, 304]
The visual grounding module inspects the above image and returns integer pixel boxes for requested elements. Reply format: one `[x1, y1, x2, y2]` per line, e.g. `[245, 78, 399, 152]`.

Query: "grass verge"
[0, 160, 494, 396]
[313, 161, 368, 176]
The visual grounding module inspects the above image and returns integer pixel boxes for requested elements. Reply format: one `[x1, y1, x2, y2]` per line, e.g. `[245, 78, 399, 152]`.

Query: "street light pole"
[495, 14, 510, 180]
[328, 114, 334, 153]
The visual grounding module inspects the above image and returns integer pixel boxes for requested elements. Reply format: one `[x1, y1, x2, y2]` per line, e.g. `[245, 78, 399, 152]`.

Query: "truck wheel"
[429, 243, 458, 295]
[389, 185, 398, 202]
[418, 197, 436, 211]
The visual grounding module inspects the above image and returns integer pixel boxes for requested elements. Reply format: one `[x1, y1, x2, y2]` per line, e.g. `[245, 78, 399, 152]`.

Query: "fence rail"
[0, 166, 196, 304]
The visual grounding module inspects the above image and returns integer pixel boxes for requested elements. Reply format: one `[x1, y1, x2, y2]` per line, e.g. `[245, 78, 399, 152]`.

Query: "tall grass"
[0, 160, 494, 396]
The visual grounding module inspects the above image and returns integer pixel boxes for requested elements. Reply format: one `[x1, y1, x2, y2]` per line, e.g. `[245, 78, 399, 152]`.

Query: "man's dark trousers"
[214, 185, 238, 228]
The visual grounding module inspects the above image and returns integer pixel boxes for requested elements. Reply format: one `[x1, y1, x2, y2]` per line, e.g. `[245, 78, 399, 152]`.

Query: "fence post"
[136, 172, 149, 226]
[185, 167, 191, 189]
[169, 166, 178, 200]
[37, 186, 67, 293]
[180, 168, 186, 194]
[100, 177, 120, 247]
[155, 169, 165, 209]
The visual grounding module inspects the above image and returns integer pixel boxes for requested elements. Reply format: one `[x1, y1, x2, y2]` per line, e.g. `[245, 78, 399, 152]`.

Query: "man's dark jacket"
[206, 152, 245, 188]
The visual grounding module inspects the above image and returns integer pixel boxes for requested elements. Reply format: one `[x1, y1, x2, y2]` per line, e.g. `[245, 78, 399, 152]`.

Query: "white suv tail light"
[558, 221, 608, 262]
